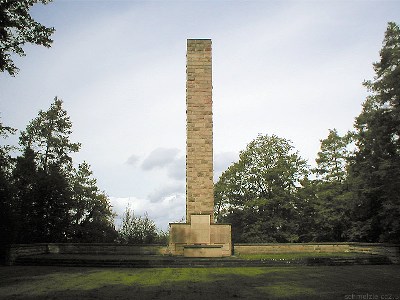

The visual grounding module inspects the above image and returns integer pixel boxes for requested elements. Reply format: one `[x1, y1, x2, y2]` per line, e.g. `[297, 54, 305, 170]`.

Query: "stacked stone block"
[169, 39, 232, 257]
[186, 39, 214, 221]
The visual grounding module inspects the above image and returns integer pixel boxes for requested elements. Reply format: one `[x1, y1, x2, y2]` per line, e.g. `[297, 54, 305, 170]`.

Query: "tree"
[13, 98, 80, 242]
[15, 98, 119, 243]
[214, 134, 311, 243]
[12, 147, 38, 243]
[70, 162, 117, 242]
[118, 206, 158, 244]
[2, 98, 117, 245]
[349, 22, 400, 243]
[314, 129, 351, 183]
[20, 97, 81, 172]
[34, 164, 72, 242]
[0, 0, 55, 76]
[0, 119, 16, 261]
[312, 129, 353, 241]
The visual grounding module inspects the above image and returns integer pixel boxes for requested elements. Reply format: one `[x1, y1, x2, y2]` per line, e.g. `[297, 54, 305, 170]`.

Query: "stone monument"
[169, 39, 232, 257]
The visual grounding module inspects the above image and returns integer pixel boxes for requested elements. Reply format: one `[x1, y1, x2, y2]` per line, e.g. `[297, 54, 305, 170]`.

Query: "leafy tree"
[0, 0, 55, 76]
[20, 97, 81, 172]
[70, 162, 117, 242]
[314, 129, 351, 183]
[0, 120, 16, 261]
[118, 206, 158, 244]
[13, 98, 80, 242]
[33, 164, 72, 242]
[214, 134, 311, 243]
[1, 98, 118, 246]
[12, 147, 38, 243]
[349, 22, 400, 243]
[312, 129, 353, 241]
[12, 98, 118, 243]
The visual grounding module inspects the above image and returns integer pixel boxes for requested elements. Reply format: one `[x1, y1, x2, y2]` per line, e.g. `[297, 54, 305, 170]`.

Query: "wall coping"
[184, 245, 223, 248]
[169, 223, 231, 226]
[9, 243, 167, 247]
[10, 242, 399, 248]
[234, 242, 399, 247]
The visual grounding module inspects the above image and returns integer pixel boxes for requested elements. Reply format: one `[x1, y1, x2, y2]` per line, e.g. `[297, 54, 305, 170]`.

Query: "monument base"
[183, 245, 223, 258]
[169, 214, 232, 257]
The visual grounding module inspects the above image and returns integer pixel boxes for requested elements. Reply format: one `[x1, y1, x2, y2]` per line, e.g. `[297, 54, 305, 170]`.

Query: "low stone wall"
[6, 242, 399, 265]
[349, 243, 399, 264]
[234, 243, 349, 254]
[6, 243, 168, 265]
[234, 242, 400, 264]
[6, 243, 48, 265]
[48, 243, 167, 255]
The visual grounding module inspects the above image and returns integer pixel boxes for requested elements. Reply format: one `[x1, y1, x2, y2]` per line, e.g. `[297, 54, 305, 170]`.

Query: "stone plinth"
[169, 216, 232, 257]
[183, 245, 223, 258]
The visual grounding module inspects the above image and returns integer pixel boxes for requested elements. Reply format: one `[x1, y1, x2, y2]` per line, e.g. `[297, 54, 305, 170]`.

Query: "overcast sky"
[1, 0, 399, 230]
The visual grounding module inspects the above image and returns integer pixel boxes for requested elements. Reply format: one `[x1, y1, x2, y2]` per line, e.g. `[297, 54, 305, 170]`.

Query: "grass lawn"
[0, 265, 399, 299]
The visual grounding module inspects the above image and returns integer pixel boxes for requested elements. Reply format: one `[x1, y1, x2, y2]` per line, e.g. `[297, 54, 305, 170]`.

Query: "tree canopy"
[1, 98, 117, 249]
[348, 22, 400, 243]
[0, 0, 54, 76]
[2, 22, 400, 258]
[215, 134, 311, 243]
[118, 206, 158, 244]
[215, 22, 400, 244]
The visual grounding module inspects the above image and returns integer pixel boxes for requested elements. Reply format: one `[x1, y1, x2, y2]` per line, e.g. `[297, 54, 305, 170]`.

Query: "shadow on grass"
[0, 265, 399, 300]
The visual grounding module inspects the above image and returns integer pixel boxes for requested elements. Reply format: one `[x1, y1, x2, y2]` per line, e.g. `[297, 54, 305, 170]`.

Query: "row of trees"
[0, 98, 168, 261]
[214, 22, 400, 244]
[1, 1, 398, 252]
[1, 1, 167, 260]
[0, 99, 117, 252]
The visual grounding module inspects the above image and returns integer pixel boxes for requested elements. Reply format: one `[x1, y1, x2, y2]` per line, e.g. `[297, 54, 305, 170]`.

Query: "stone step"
[14, 254, 393, 268]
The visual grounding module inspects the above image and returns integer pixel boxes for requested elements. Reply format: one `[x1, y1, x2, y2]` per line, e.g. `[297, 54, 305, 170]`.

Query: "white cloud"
[147, 182, 185, 203]
[110, 194, 185, 231]
[167, 156, 185, 181]
[126, 154, 140, 166]
[141, 147, 180, 171]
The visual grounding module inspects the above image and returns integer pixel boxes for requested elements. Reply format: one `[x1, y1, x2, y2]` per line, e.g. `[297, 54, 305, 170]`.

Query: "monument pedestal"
[169, 215, 231, 257]
[183, 245, 223, 258]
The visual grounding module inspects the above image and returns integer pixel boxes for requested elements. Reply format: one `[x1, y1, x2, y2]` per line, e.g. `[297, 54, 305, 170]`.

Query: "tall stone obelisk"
[169, 39, 231, 257]
[186, 39, 214, 221]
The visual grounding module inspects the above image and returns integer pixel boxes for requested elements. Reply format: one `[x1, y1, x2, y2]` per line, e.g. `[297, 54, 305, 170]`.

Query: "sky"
[1, 0, 400, 230]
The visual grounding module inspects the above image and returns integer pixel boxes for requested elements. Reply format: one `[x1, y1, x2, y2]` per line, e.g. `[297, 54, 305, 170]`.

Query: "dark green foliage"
[70, 162, 117, 243]
[312, 129, 353, 242]
[13, 98, 81, 243]
[13, 152, 72, 243]
[1, 98, 117, 251]
[349, 22, 400, 243]
[215, 22, 400, 244]
[0, 0, 55, 76]
[118, 206, 158, 244]
[314, 129, 350, 183]
[215, 134, 312, 243]
[0, 120, 17, 262]
[19, 97, 81, 172]
[12, 147, 39, 243]
[32, 165, 72, 242]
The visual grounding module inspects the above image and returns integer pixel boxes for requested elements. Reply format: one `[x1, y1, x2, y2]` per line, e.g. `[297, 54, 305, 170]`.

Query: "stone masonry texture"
[186, 39, 214, 222]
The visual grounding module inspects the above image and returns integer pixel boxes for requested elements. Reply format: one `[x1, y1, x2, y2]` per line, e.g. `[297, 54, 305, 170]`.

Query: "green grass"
[0, 265, 399, 299]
